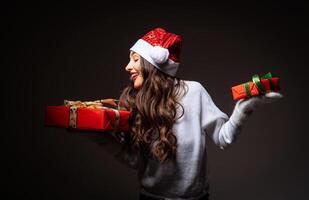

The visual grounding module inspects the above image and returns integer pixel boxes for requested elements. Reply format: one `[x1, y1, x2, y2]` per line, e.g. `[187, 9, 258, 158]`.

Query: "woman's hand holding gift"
[236, 91, 283, 115]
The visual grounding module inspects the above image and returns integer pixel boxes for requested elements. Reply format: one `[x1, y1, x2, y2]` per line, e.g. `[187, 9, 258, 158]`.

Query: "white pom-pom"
[149, 46, 169, 64]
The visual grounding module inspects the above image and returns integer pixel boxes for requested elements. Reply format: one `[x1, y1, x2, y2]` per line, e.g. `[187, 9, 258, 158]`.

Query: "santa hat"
[130, 27, 183, 77]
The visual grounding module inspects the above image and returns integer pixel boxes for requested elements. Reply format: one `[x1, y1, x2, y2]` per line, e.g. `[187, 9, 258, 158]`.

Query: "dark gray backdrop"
[4, 1, 308, 200]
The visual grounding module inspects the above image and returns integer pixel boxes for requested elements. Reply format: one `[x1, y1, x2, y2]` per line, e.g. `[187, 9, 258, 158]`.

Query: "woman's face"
[125, 51, 144, 90]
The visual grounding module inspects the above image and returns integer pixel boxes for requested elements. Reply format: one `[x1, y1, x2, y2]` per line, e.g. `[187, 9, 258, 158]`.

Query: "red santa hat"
[130, 27, 183, 77]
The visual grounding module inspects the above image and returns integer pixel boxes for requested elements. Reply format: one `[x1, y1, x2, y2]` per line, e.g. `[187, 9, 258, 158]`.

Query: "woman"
[115, 27, 282, 200]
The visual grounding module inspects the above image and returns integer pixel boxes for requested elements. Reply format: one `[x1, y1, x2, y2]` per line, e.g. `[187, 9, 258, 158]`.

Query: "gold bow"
[64, 98, 119, 109]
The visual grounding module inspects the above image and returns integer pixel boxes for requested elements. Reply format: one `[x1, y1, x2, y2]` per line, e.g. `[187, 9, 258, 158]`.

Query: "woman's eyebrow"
[132, 54, 139, 60]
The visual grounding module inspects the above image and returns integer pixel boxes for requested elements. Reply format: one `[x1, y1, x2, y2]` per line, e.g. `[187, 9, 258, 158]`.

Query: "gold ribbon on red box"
[45, 99, 130, 132]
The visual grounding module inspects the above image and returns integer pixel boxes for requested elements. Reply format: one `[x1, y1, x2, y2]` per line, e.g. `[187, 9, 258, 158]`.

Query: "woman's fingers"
[236, 92, 283, 114]
[264, 92, 283, 99]
[262, 92, 283, 103]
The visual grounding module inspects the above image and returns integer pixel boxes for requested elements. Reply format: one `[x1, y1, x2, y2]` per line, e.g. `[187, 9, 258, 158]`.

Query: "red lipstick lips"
[131, 73, 138, 81]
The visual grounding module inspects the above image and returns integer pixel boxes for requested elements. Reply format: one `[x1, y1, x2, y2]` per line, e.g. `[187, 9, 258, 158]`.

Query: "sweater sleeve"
[200, 84, 249, 149]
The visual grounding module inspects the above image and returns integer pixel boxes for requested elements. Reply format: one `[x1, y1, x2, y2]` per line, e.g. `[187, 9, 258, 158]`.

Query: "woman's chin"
[134, 84, 142, 90]
[133, 78, 143, 90]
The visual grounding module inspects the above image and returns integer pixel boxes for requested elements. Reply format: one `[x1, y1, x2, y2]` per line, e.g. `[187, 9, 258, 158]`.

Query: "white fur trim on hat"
[149, 46, 169, 64]
[130, 39, 179, 77]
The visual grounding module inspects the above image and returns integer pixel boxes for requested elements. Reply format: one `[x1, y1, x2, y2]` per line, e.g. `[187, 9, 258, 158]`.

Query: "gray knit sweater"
[114, 80, 248, 200]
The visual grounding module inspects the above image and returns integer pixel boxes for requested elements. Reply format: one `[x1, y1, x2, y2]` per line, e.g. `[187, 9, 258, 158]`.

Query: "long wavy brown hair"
[118, 56, 188, 163]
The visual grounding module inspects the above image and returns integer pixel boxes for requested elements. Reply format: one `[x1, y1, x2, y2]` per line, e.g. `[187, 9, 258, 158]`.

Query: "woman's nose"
[125, 63, 133, 72]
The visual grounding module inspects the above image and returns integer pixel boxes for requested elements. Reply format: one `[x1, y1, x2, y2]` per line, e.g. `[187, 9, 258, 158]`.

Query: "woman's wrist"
[230, 100, 250, 127]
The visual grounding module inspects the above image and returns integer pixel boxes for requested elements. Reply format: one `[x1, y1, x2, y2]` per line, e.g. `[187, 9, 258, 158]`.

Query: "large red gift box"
[45, 99, 130, 132]
[231, 72, 280, 101]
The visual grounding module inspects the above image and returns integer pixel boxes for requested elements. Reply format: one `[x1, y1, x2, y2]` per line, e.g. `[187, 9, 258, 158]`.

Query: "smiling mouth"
[131, 73, 139, 81]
